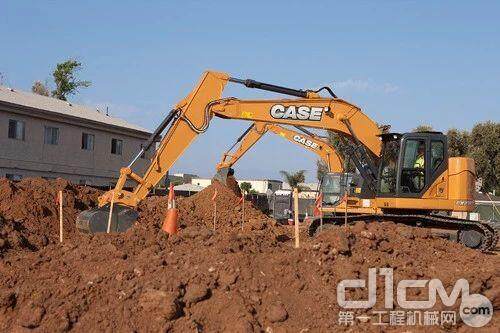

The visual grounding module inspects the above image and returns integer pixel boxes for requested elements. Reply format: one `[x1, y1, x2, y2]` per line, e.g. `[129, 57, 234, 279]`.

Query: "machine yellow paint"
[97, 71, 475, 219]
[216, 122, 344, 173]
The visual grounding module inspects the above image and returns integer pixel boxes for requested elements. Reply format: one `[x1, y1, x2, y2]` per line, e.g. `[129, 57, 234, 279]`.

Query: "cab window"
[320, 173, 342, 205]
[400, 139, 426, 193]
[431, 141, 444, 171]
[379, 140, 399, 194]
[320, 174, 341, 194]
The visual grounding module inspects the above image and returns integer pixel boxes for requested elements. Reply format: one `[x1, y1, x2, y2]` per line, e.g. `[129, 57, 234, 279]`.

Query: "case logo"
[270, 104, 326, 121]
[293, 135, 320, 149]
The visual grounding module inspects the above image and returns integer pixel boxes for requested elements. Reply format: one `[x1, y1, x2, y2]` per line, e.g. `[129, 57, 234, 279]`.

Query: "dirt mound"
[1, 219, 498, 332]
[311, 221, 500, 303]
[225, 175, 242, 197]
[0, 178, 101, 249]
[0, 177, 498, 332]
[0, 216, 39, 255]
[138, 181, 279, 237]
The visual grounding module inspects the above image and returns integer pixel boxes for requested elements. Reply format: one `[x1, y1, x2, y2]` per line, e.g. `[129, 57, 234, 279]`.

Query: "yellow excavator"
[213, 121, 344, 182]
[212, 120, 376, 214]
[76, 71, 497, 251]
[212, 121, 366, 221]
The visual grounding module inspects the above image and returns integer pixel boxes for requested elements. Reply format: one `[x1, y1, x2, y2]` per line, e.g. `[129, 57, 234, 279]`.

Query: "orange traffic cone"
[162, 184, 179, 235]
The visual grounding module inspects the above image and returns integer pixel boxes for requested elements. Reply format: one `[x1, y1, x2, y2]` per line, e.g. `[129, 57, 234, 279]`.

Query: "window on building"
[6, 174, 22, 181]
[111, 138, 123, 155]
[82, 133, 95, 150]
[44, 126, 59, 145]
[8, 119, 25, 140]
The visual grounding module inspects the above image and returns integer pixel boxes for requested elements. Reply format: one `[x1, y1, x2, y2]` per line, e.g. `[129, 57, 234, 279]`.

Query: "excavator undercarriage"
[308, 212, 497, 252]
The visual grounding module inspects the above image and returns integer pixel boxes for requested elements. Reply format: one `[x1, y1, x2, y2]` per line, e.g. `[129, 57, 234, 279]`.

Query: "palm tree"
[280, 170, 306, 191]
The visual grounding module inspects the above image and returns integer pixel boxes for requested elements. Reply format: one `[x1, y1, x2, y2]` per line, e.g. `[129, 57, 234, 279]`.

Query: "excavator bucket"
[213, 167, 233, 185]
[76, 204, 139, 233]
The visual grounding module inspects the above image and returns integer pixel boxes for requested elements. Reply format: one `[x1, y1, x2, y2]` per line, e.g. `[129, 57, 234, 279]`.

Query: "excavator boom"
[88, 71, 379, 208]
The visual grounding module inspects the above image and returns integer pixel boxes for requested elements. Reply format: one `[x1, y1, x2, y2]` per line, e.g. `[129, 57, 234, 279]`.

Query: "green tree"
[325, 131, 356, 172]
[239, 182, 252, 194]
[316, 159, 329, 182]
[412, 124, 434, 132]
[31, 80, 50, 96]
[446, 128, 469, 157]
[468, 121, 499, 193]
[51, 59, 91, 101]
[280, 170, 306, 191]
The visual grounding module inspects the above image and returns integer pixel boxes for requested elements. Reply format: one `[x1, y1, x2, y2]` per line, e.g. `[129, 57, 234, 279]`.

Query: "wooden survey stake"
[212, 189, 218, 230]
[293, 188, 299, 248]
[58, 191, 63, 243]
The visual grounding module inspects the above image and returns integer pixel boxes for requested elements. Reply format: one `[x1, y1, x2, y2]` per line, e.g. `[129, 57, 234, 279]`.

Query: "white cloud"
[382, 82, 399, 93]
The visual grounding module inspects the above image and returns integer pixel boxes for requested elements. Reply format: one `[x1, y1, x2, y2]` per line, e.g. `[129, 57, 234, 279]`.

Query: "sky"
[1, 1, 499, 181]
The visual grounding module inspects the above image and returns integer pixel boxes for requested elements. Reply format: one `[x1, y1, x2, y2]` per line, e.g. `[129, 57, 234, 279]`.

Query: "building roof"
[173, 183, 204, 192]
[0, 85, 150, 134]
[282, 182, 318, 191]
[192, 178, 283, 184]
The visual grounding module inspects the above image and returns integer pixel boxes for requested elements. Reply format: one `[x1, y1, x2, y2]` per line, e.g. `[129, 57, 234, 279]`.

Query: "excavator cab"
[319, 172, 363, 206]
[377, 132, 448, 199]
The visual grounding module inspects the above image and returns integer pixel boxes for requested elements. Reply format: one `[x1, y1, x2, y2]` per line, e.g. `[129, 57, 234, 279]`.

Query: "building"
[191, 177, 283, 194]
[236, 179, 282, 194]
[281, 182, 319, 199]
[0, 85, 153, 186]
[165, 173, 199, 187]
[173, 183, 204, 196]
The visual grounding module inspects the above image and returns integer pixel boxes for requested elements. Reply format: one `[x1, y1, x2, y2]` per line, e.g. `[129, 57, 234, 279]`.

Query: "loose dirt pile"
[0, 177, 498, 332]
[0, 178, 100, 252]
[138, 180, 279, 237]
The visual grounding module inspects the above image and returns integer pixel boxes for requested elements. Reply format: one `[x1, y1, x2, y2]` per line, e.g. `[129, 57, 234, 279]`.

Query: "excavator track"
[308, 213, 498, 252]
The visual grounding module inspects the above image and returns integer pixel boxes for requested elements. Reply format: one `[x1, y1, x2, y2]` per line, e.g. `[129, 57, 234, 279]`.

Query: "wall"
[191, 178, 212, 188]
[191, 178, 283, 194]
[0, 109, 153, 186]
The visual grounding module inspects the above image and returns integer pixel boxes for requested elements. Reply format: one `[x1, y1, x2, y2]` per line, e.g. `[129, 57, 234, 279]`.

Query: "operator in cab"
[414, 145, 425, 169]
[413, 145, 425, 191]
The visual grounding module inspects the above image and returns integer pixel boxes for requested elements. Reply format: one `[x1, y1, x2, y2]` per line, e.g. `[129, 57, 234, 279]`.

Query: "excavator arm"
[214, 122, 344, 184]
[214, 122, 269, 182]
[106, 71, 380, 208]
[77, 70, 381, 233]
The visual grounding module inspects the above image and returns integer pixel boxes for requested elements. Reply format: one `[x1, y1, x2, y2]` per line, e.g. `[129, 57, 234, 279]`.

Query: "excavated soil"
[0, 177, 498, 332]
[0, 178, 100, 252]
[137, 181, 275, 236]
